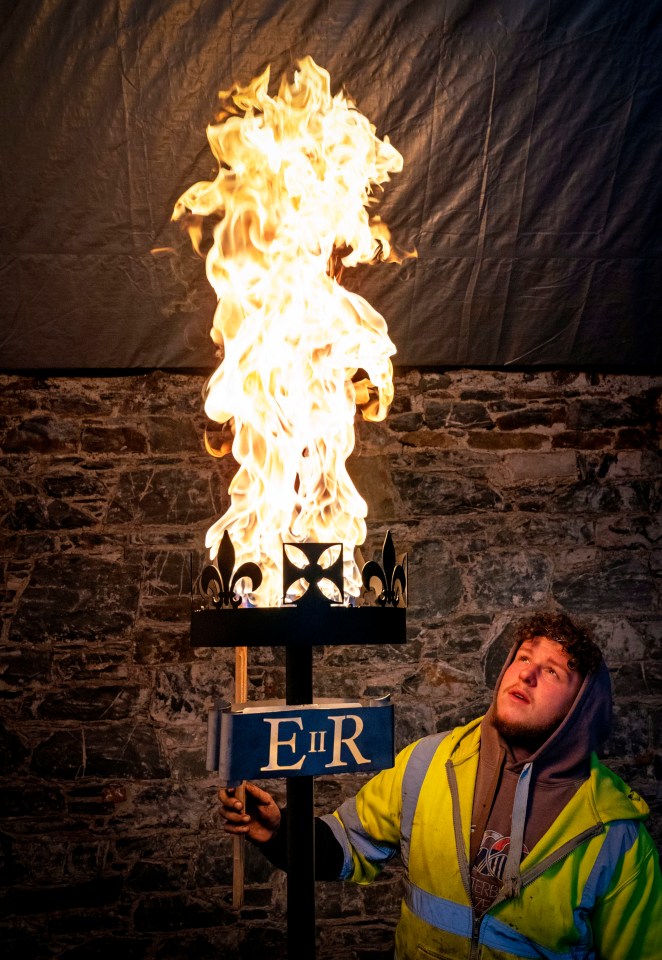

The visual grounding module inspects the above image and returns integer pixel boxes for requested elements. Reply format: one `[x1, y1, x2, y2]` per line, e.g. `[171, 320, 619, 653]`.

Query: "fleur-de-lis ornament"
[199, 531, 262, 607]
[361, 531, 407, 607]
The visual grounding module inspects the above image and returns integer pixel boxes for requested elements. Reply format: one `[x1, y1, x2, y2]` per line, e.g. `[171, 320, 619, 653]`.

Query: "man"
[220, 613, 662, 958]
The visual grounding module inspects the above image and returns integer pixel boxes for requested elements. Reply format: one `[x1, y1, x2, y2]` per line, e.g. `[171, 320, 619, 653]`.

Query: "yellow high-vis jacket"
[321, 718, 662, 960]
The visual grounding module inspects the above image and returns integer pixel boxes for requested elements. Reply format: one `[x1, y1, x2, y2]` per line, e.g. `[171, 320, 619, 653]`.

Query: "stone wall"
[1, 369, 660, 959]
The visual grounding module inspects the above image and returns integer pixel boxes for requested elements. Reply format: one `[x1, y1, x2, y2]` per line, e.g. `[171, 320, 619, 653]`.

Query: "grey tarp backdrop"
[1, 0, 660, 369]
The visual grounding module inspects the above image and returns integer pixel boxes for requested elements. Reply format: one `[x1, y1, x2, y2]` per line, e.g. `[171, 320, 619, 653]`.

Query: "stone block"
[425, 400, 492, 429]
[81, 425, 148, 454]
[0, 647, 52, 688]
[44, 933, 146, 956]
[5, 498, 98, 532]
[459, 389, 504, 402]
[417, 372, 452, 393]
[387, 411, 425, 432]
[401, 660, 477, 702]
[2, 876, 123, 915]
[191, 837, 235, 887]
[0, 785, 65, 818]
[415, 618, 489, 656]
[31, 723, 169, 780]
[132, 627, 196, 665]
[28, 729, 84, 779]
[153, 930, 247, 960]
[393, 701, 437, 749]
[615, 428, 653, 449]
[132, 892, 232, 932]
[503, 451, 577, 482]
[495, 406, 562, 431]
[604, 702, 651, 758]
[0, 723, 29, 774]
[553, 557, 657, 613]
[66, 783, 128, 817]
[110, 782, 211, 831]
[36, 685, 149, 721]
[10, 555, 141, 643]
[590, 619, 647, 662]
[470, 553, 550, 610]
[550, 481, 626, 514]
[106, 465, 227, 526]
[146, 417, 201, 454]
[552, 430, 615, 450]
[53, 646, 130, 682]
[42, 472, 109, 498]
[0, 934, 45, 960]
[150, 662, 234, 724]
[567, 398, 641, 430]
[141, 551, 195, 598]
[127, 858, 191, 893]
[393, 470, 501, 516]
[605, 452, 644, 478]
[161, 724, 208, 780]
[492, 515, 594, 548]
[385, 391, 410, 416]
[3, 416, 79, 454]
[405, 540, 463, 620]
[467, 432, 547, 450]
[0, 836, 19, 888]
[138, 596, 191, 623]
[397, 428, 461, 449]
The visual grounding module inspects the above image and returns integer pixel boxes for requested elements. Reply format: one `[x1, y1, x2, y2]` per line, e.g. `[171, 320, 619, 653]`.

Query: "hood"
[484, 638, 613, 781]
[473, 641, 614, 899]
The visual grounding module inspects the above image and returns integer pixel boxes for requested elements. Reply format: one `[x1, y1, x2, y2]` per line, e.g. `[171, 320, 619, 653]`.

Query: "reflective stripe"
[403, 877, 473, 938]
[400, 732, 450, 870]
[319, 813, 355, 880]
[335, 797, 397, 867]
[480, 915, 575, 960]
[572, 819, 639, 947]
[404, 878, 575, 960]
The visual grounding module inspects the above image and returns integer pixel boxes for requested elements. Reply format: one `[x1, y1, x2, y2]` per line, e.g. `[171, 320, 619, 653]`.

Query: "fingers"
[244, 781, 275, 805]
[218, 787, 249, 831]
[219, 786, 242, 810]
[218, 787, 250, 823]
[218, 782, 278, 825]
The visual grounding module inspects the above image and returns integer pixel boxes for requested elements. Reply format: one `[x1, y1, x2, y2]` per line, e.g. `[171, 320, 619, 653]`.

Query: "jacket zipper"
[469, 914, 482, 960]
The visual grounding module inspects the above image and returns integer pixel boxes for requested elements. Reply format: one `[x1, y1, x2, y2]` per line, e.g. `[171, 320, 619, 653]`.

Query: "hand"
[219, 782, 281, 844]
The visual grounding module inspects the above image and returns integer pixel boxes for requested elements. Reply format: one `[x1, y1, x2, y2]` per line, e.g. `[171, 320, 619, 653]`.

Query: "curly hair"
[511, 613, 602, 677]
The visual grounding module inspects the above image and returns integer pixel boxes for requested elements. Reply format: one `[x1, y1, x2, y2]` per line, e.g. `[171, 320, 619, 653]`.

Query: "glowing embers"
[174, 57, 406, 606]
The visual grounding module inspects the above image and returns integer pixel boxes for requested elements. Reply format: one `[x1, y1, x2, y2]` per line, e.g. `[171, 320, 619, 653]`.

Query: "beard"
[492, 709, 567, 754]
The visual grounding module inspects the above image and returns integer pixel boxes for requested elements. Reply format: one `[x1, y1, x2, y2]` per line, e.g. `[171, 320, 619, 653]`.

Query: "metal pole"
[285, 644, 315, 959]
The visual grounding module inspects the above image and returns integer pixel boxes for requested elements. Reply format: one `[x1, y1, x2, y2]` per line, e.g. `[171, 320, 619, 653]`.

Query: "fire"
[174, 57, 406, 606]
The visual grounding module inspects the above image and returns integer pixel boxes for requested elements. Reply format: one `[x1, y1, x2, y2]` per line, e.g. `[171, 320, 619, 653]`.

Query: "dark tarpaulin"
[1, 0, 660, 370]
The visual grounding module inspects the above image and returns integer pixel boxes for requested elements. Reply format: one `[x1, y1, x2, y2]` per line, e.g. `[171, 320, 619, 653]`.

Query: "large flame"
[174, 57, 405, 606]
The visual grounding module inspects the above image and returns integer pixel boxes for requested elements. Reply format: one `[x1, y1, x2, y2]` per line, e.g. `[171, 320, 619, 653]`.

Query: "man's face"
[494, 636, 583, 747]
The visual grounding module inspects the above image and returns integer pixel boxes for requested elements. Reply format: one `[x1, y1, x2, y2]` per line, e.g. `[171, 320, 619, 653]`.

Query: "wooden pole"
[233, 645, 248, 909]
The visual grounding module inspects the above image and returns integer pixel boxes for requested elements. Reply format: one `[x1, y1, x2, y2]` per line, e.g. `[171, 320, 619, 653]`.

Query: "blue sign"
[208, 700, 394, 785]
